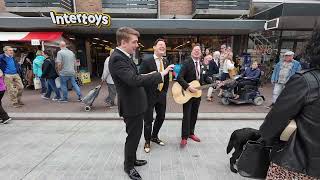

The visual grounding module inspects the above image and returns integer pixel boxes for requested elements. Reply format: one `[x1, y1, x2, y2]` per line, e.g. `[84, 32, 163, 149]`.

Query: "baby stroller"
[220, 75, 265, 106]
[82, 85, 102, 111]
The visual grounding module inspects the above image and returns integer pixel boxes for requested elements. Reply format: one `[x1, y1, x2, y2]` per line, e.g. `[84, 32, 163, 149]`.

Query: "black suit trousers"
[124, 113, 144, 171]
[144, 92, 167, 142]
[182, 97, 201, 139]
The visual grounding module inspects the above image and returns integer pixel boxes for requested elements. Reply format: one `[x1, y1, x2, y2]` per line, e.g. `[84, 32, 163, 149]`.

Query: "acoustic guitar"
[172, 80, 218, 104]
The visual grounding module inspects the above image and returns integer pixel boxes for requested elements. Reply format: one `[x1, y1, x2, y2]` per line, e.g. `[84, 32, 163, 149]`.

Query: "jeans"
[40, 77, 47, 94]
[60, 76, 81, 101]
[272, 83, 285, 103]
[105, 83, 117, 105]
[45, 79, 61, 99]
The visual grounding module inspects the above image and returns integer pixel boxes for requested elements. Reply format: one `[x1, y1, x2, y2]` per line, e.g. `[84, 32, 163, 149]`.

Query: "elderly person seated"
[234, 61, 261, 99]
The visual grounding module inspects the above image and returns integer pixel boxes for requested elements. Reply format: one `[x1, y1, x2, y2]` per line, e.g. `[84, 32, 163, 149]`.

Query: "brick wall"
[160, 0, 192, 15]
[0, 0, 6, 12]
[75, 0, 102, 12]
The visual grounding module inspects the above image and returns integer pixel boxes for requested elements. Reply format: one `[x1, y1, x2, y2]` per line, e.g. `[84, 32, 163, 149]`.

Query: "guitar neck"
[196, 83, 216, 90]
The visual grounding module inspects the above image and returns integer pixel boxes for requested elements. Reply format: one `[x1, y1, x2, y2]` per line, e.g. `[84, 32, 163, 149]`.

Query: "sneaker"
[2, 117, 12, 124]
[52, 97, 60, 101]
[58, 99, 68, 103]
[41, 95, 50, 100]
[77, 97, 82, 102]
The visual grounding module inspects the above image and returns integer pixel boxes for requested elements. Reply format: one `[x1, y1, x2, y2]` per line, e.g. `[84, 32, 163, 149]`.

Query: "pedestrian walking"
[33, 50, 47, 94]
[56, 41, 82, 103]
[0, 46, 24, 108]
[41, 50, 61, 101]
[101, 49, 116, 107]
[269, 51, 301, 108]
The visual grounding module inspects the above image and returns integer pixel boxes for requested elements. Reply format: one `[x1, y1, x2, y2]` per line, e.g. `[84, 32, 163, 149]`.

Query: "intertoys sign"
[50, 11, 111, 28]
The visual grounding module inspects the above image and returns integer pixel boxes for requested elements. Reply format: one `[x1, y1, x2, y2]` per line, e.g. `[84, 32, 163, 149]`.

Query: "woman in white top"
[218, 52, 235, 96]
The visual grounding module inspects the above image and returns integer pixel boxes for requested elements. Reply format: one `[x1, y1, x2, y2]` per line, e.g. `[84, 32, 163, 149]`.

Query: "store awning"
[0, 17, 265, 35]
[0, 32, 63, 41]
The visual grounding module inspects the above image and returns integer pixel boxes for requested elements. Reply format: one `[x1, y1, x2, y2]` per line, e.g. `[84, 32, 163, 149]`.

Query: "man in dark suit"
[140, 39, 169, 153]
[177, 44, 214, 147]
[109, 27, 174, 180]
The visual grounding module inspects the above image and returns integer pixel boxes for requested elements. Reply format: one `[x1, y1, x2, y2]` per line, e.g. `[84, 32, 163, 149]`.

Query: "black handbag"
[237, 140, 272, 179]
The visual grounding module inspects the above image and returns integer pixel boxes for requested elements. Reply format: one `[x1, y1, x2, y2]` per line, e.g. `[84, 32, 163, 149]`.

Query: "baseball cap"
[284, 51, 294, 56]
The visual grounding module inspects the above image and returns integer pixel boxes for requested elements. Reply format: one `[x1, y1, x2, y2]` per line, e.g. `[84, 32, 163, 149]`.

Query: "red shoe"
[180, 139, 187, 148]
[189, 135, 201, 142]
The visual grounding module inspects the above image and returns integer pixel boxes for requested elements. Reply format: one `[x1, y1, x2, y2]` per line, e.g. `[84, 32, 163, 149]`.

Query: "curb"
[9, 113, 267, 120]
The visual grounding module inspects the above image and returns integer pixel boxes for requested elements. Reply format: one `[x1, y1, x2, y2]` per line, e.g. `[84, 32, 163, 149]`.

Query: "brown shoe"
[144, 142, 151, 153]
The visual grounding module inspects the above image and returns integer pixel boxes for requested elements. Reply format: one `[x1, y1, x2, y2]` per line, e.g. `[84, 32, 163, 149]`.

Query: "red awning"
[0, 32, 63, 41]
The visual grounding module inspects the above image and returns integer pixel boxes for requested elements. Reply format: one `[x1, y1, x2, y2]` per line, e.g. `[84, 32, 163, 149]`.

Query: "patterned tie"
[158, 58, 164, 91]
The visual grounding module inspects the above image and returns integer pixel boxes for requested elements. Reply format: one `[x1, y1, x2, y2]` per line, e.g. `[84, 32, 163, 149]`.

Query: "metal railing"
[102, 0, 158, 9]
[193, 0, 251, 12]
[5, 0, 74, 12]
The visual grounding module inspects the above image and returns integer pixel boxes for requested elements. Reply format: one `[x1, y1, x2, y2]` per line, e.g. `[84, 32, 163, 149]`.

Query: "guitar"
[172, 80, 219, 104]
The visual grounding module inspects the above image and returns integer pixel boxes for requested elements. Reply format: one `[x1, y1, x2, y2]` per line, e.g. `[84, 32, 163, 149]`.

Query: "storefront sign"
[50, 11, 111, 28]
[31, 39, 40, 45]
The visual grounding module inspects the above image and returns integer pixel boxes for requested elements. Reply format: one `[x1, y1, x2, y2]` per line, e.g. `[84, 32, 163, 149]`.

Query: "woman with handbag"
[259, 56, 320, 179]
[0, 69, 11, 124]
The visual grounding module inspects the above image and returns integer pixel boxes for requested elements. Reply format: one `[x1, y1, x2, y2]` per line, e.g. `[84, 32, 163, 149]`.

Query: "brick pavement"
[2, 79, 272, 114]
[0, 120, 262, 180]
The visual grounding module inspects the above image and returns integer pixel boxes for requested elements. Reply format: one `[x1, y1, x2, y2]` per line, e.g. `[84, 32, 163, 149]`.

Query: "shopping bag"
[55, 77, 61, 89]
[237, 140, 272, 179]
[82, 85, 102, 105]
[33, 77, 42, 90]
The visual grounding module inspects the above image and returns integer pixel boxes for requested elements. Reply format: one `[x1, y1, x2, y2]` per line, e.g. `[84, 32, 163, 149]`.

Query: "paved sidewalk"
[0, 120, 262, 180]
[2, 80, 272, 114]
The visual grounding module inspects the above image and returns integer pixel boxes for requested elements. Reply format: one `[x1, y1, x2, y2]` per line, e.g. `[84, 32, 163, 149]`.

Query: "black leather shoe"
[151, 137, 165, 146]
[134, 159, 147, 166]
[125, 168, 142, 180]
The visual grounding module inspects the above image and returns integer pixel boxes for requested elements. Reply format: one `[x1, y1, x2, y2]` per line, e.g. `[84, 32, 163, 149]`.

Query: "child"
[0, 69, 11, 124]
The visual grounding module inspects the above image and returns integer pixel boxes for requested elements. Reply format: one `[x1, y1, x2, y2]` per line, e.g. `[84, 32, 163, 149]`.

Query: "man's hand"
[187, 86, 198, 93]
[162, 64, 175, 76]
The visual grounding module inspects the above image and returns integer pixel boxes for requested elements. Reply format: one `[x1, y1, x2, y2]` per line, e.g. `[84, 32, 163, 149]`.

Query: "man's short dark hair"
[153, 38, 166, 46]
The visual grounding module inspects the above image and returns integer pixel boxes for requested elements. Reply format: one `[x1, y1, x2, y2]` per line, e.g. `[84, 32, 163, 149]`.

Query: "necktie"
[195, 61, 200, 80]
[158, 58, 164, 91]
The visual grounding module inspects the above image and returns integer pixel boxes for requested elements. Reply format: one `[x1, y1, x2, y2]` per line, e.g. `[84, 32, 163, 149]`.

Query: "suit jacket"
[109, 49, 163, 118]
[177, 58, 214, 91]
[139, 55, 169, 105]
[208, 59, 219, 76]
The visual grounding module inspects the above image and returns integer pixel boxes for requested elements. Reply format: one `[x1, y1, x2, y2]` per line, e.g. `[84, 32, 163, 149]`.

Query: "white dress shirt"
[153, 54, 164, 72]
[116, 47, 131, 58]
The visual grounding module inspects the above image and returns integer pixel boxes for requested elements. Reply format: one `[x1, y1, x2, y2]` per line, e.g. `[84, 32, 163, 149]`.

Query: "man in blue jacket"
[0, 46, 24, 108]
[270, 51, 301, 108]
